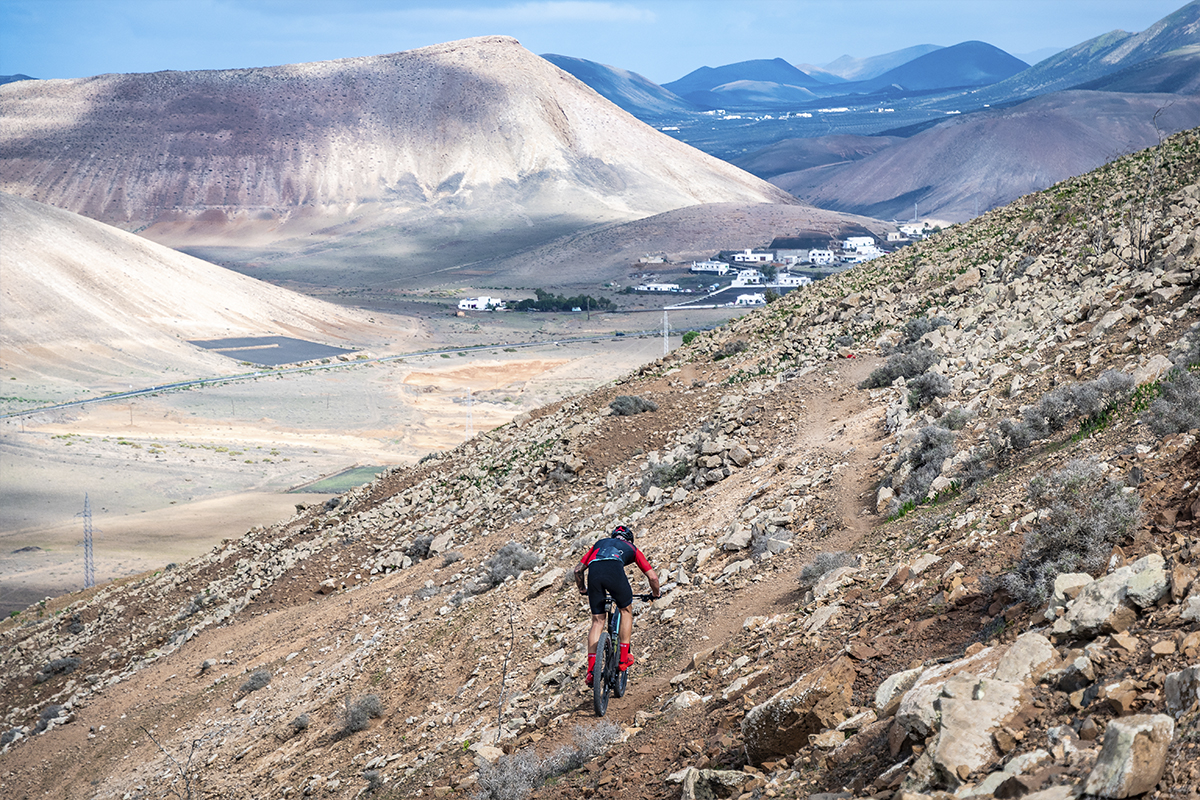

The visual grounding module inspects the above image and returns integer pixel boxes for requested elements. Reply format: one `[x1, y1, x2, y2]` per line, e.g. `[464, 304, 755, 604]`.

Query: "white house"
[735, 293, 766, 306]
[886, 231, 906, 242]
[637, 283, 681, 292]
[690, 260, 730, 275]
[808, 249, 836, 266]
[458, 296, 504, 310]
[732, 248, 775, 264]
[840, 248, 885, 264]
[842, 236, 875, 251]
[900, 223, 929, 239]
[731, 269, 764, 286]
[774, 273, 812, 287]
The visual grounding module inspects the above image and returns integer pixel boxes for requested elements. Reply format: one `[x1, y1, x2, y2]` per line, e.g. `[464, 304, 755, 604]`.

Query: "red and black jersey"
[580, 537, 653, 573]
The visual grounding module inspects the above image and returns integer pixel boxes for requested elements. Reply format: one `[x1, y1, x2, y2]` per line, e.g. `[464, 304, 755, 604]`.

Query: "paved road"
[0, 332, 663, 420]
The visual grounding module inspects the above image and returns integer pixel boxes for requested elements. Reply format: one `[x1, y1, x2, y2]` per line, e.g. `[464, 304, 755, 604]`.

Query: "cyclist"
[574, 524, 661, 687]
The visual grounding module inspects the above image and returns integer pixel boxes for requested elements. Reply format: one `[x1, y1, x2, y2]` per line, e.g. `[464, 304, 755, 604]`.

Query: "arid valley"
[3, 4, 1200, 800]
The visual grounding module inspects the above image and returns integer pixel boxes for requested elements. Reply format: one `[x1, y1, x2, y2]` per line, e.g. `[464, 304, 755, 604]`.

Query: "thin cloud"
[410, 2, 656, 25]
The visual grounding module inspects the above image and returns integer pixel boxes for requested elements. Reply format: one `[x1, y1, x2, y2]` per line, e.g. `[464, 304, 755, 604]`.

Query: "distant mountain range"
[762, 91, 1200, 222]
[546, 1, 1200, 222]
[0, 74, 34, 86]
[806, 44, 944, 82]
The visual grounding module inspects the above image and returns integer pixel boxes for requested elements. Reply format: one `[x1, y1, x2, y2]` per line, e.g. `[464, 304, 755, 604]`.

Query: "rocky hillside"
[2, 129, 1199, 800]
[0, 36, 793, 285]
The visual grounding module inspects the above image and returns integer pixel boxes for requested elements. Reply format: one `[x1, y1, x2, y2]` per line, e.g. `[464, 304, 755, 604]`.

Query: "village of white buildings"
[457, 222, 934, 311]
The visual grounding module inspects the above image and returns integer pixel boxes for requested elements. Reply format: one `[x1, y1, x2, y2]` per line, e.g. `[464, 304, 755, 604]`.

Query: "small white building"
[458, 296, 504, 310]
[690, 260, 730, 275]
[774, 273, 812, 287]
[735, 293, 767, 306]
[842, 236, 876, 251]
[841, 247, 885, 264]
[637, 283, 681, 292]
[732, 248, 775, 264]
[808, 249, 836, 266]
[886, 231, 906, 242]
[731, 269, 764, 286]
[900, 223, 929, 239]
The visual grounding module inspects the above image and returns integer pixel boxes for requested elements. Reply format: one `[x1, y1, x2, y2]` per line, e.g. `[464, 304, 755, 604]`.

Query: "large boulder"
[1054, 555, 1167, 638]
[993, 632, 1058, 685]
[1083, 714, 1174, 798]
[667, 767, 751, 800]
[742, 657, 856, 763]
[1165, 665, 1200, 717]
[895, 646, 1005, 739]
[929, 677, 1027, 787]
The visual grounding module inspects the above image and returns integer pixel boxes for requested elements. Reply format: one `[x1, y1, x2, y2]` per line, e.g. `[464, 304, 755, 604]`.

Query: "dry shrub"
[1005, 458, 1142, 604]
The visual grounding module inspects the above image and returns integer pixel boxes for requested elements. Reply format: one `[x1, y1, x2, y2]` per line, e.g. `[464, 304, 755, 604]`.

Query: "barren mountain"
[769, 90, 1200, 221]
[540, 54, 700, 118]
[729, 134, 903, 181]
[0, 36, 793, 286]
[2, 126, 1198, 800]
[0, 192, 409, 390]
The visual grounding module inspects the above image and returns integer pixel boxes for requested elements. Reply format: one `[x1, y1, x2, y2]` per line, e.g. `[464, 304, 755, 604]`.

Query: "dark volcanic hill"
[0, 74, 35, 86]
[770, 91, 1200, 222]
[540, 54, 700, 117]
[663, 58, 826, 108]
[810, 44, 944, 82]
[0, 36, 793, 286]
[730, 134, 903, 181]
[853, 41, 1027, 92]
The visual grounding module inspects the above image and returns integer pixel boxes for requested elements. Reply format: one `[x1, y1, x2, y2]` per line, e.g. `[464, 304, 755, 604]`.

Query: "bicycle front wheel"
[593, 630, 611, 716]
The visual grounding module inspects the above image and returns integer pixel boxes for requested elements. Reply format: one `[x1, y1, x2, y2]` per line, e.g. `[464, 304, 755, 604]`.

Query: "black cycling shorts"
[587, 560, 633, 615]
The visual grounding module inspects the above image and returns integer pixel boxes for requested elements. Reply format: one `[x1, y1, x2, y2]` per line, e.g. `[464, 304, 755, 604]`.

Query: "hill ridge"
[1, 128, 1199, 799]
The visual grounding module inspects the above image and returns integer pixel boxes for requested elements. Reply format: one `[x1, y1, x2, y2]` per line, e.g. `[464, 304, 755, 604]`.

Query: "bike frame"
[592, 593, 651, 716]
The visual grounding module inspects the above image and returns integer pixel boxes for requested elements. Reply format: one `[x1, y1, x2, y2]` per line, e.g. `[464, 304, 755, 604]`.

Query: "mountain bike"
[593, 593, 654, 717]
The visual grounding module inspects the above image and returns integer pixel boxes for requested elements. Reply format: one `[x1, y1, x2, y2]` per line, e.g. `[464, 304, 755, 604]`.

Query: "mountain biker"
[574, 524, 661, 687]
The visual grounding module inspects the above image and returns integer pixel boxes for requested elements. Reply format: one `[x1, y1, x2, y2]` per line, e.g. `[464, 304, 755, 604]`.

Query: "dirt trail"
[608, 356, 886, 725]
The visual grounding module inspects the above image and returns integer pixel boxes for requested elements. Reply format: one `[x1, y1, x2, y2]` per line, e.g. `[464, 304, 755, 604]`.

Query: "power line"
[81, 493, 95, 589]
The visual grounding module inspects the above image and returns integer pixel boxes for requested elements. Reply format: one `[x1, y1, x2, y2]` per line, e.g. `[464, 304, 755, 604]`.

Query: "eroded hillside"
[2, 130, 1200, 800]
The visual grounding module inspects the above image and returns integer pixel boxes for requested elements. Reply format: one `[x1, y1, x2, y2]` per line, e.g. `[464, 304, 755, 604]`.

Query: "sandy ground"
[0, 308, 743, 616]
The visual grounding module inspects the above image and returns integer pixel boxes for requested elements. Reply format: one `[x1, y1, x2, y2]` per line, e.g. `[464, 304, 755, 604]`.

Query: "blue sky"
[0, 0, 1189, 85]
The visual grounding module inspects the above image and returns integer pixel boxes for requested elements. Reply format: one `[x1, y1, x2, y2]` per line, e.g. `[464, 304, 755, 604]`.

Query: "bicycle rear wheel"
[592, 630, 611, 716]
[612, 609, 629, 698]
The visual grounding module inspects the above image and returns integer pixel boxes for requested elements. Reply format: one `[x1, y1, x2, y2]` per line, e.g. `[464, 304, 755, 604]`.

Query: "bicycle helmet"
[612, 525, 633, 543]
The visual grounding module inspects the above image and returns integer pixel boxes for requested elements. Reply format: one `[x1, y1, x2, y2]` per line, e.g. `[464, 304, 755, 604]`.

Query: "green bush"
[682, 330, 700, 346]
[1005, 459, 1142, 604]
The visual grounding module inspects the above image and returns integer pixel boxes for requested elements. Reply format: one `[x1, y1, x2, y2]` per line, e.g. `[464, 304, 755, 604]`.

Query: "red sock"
[619, 643, 631, 660]
[587, 653, 596, 672]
